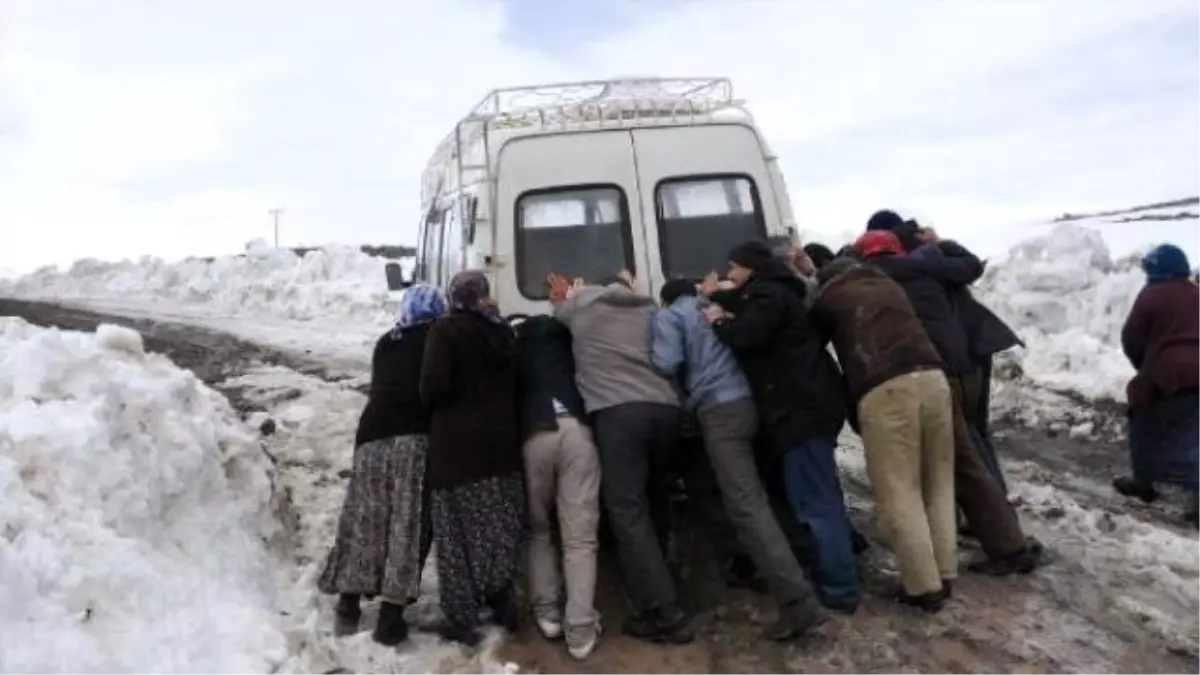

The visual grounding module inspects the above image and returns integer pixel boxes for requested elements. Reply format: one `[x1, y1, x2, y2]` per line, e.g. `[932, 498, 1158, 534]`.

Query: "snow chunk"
[0, 318, 285, 673]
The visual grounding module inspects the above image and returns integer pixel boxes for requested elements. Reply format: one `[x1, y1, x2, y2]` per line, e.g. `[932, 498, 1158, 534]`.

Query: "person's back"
[357, 324, 433, 447]
[1123, 276, 1200, 404]
[555, 283, 679, 413]
[651, 292, 752, 413]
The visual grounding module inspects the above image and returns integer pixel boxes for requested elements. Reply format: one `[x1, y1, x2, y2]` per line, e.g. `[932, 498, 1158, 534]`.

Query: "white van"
[394, 77, 797, 316]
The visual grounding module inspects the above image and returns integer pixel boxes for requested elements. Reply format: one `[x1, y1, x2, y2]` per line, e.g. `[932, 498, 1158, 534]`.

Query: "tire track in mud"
[3, 298, 1195, 674]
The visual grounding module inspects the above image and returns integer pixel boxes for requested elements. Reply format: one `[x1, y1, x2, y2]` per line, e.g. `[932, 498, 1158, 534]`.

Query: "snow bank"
[976, 223, 1147, 402]
[1, 241, 410, 326]
[0, 318, 285, 673]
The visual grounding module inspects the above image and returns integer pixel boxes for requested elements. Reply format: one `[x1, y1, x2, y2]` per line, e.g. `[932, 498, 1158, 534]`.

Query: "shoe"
[437, 622, 482, 647]
[968, 541, 1044, 576]
[487, 586, 520, 633]
[333, 593, 362, 636]
[535, 615, 563, 640]
[1113, 476, 1159, 503]
[372, 602, 409, 646]
[764, 599, 825, 642]
[893, 586, 946, 614]
[620, 606, 694, 644]
[566, 622, 602, 660]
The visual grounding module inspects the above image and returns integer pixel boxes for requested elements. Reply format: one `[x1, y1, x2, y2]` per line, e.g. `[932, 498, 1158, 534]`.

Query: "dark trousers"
[948, 374, 1026, 558]
[961, 362, 1008, 493]
[780, 436, 861, 607]
[593, 402, 682, 614]
[675, 430, 743, 565]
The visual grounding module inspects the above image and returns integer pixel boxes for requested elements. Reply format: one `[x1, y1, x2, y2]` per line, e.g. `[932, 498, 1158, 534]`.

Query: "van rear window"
[656, 175, 766, 280]
[516, 185, 634, 300]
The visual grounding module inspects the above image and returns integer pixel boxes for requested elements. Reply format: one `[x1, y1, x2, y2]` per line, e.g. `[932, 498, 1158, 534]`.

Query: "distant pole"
[269, 207, 284, 248]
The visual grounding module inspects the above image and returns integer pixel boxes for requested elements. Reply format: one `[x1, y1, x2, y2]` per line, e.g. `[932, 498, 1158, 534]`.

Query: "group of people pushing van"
[315, 208, 1199, 661]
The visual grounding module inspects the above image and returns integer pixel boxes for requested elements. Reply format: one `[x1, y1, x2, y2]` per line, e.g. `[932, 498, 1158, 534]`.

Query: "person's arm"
[709, 284, 784, 351]
[649, 308, 685, 376]
[419, 321, 455, 404]
[909, 245, 984, 286]
[1120, 288, 1152, 369]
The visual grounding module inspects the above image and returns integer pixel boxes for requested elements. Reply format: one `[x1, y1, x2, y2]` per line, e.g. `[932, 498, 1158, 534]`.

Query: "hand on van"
[699, 271, 721, 296]
[546, 273, 571, 304]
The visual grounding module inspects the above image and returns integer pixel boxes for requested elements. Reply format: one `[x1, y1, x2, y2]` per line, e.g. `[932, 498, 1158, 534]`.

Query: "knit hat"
[854, 230, 904, 258]
[866, 210, 905, 232]
[727, 240, 775, 272]
[660, 278, 698, 306]
[1141, 244, 1191, 282]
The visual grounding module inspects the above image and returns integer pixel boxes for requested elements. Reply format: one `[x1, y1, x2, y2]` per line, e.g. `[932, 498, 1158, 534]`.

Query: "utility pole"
[268, 207, 284, 248]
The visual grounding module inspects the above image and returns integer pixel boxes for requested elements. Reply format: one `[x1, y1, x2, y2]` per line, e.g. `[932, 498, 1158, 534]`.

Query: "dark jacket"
[515, 315, 588, 441]
[812, 262, 945, 427]
[710, 262, 847, 454]
[1121, 278, 1200, 410]
[916, 240, 1024, 360]
[355, 325, 433, 447]
[865, 246, 983, 374]
[420, 310, 521, 489]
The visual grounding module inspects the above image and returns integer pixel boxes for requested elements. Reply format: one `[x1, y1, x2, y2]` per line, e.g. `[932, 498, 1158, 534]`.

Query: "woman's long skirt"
[318, 434, 430, 603]
[1129, 392, 1200, 494]
[431, 472, 525, 627]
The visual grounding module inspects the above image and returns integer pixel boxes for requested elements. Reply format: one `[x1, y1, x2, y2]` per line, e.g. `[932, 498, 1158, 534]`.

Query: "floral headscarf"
[447, 270, 502, 323]
[390, 283, 445, 339]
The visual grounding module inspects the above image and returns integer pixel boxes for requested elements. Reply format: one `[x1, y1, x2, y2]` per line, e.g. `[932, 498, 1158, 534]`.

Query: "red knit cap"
[854, 230, 904, 258]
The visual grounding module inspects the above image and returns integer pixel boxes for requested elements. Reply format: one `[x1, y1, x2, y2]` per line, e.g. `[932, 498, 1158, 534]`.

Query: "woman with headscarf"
[318, 284, 445, 645]
[1116, 244, 1199, 525]
[421, 270, 525, 645]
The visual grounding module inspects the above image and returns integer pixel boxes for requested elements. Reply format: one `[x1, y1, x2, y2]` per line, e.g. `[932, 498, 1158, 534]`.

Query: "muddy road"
[3, 298, 1196, 674]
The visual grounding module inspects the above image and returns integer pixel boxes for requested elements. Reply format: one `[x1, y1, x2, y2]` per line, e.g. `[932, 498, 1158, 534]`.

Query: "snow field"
[0, 318, 286, 673]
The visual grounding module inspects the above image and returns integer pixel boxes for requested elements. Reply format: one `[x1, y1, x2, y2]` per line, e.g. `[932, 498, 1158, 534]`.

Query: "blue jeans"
[781, 437, 861, 608]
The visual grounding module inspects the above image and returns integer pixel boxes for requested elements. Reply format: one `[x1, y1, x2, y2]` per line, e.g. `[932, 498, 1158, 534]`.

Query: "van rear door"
[630, 124, 775, 294]
[494, 130, 649, 314]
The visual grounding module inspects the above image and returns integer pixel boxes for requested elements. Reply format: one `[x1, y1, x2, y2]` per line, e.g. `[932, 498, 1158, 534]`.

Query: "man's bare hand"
[702, 304, 727, 324]
[547, 273, 570, 303]
[918, 227, 940, 245]
[616, 269, 635, 288]
[699, 271, 720, 296]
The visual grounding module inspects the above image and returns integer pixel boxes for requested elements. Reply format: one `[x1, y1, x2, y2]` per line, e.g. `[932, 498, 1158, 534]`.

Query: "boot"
[1112, 476, 1159, 503]
[764, 598, 824, 642]
[486, 586, 520, 633]
[437, 622, 482, 647]
[968, 539, 1044, 576]
[333, 593, 361, 636]
[621, 605, 693, 644]
[372, 602, 409, 646]
[893, 585, 947, 614]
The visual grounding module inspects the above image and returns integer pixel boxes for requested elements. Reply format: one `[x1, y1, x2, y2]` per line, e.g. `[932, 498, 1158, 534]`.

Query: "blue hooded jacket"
[650, 294, 752, 412]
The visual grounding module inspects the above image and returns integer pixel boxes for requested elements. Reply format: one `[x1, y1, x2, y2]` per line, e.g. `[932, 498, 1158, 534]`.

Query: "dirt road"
[3, 298, 1196, 674]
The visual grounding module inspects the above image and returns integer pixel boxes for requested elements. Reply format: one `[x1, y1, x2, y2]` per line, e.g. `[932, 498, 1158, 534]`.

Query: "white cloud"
[0, 0, 1196, 271]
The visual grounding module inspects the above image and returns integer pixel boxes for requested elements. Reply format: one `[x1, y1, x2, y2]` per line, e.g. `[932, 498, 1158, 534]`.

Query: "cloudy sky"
[1, 0, 1196, 272]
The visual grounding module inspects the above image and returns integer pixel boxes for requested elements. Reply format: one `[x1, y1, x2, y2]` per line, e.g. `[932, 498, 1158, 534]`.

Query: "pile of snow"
[976, 223, 1146, 402]
[0, 318, 285, 672]
[1, 242, 411, 326]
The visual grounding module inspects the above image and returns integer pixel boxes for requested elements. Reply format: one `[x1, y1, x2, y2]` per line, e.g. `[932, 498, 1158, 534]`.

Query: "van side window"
[655, 175, 765, 280]
[515, 185, 634, 300]
[421, 209, 445, 284]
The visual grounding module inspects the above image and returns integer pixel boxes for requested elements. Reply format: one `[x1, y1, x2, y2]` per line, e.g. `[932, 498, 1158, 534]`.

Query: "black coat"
[710, 264, 847, 455]
[515, 315, 588, 441]
[866, 247, 983, 374]
[419, 310, 522, 489]
[934, 240, 1024, 361]
[355, 325, 432, 447]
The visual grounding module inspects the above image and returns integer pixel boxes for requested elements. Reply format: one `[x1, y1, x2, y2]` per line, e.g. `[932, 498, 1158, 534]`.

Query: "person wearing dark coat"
[812, 258, 957, 613]
[420, 270, 525, 645]
[514, 314, 602, 660]
[705, 240, 860, 612]
[855, 228, 1041, 576]
[318, 284, 444, 645]
[1115, 244, 1200, 525]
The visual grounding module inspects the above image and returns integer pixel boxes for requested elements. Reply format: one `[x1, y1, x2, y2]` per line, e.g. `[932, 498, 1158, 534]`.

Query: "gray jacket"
[555, 285, 681, 414]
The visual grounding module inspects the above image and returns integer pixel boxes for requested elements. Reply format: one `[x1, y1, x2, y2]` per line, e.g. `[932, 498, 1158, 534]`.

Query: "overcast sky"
[1, 0, 1196, 272]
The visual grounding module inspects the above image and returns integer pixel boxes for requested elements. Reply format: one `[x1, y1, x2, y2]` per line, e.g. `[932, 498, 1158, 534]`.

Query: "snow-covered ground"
[0, 319, 285, 672]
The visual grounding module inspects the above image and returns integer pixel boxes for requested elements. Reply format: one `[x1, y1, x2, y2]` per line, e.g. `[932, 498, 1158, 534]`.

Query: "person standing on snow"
[513, 313, 603, 660]
[420, 270, 525, 646]
[1115, 244, 1199, 526]
[811, 258, 957, 612]
[318, 284, 442, 645]
[874, 213, 1022, 493]
[854, 228, 1041, 576]
[547, 271, 693, 645]
[704, 240, 861, 613]
[650, 278, 826, 639]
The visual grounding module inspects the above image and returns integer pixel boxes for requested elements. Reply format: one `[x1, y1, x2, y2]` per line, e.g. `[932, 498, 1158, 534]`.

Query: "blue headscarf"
[1141, 244, 1191, 283]
[391, 283, 445, 339]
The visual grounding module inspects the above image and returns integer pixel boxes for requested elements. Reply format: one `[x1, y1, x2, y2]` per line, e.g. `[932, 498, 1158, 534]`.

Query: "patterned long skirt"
[431, 472, 526, 627]
[317, 434, 430, 603]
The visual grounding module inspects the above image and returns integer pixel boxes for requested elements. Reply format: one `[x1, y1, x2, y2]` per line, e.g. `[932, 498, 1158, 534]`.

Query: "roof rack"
[420, 77, 750, 212]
